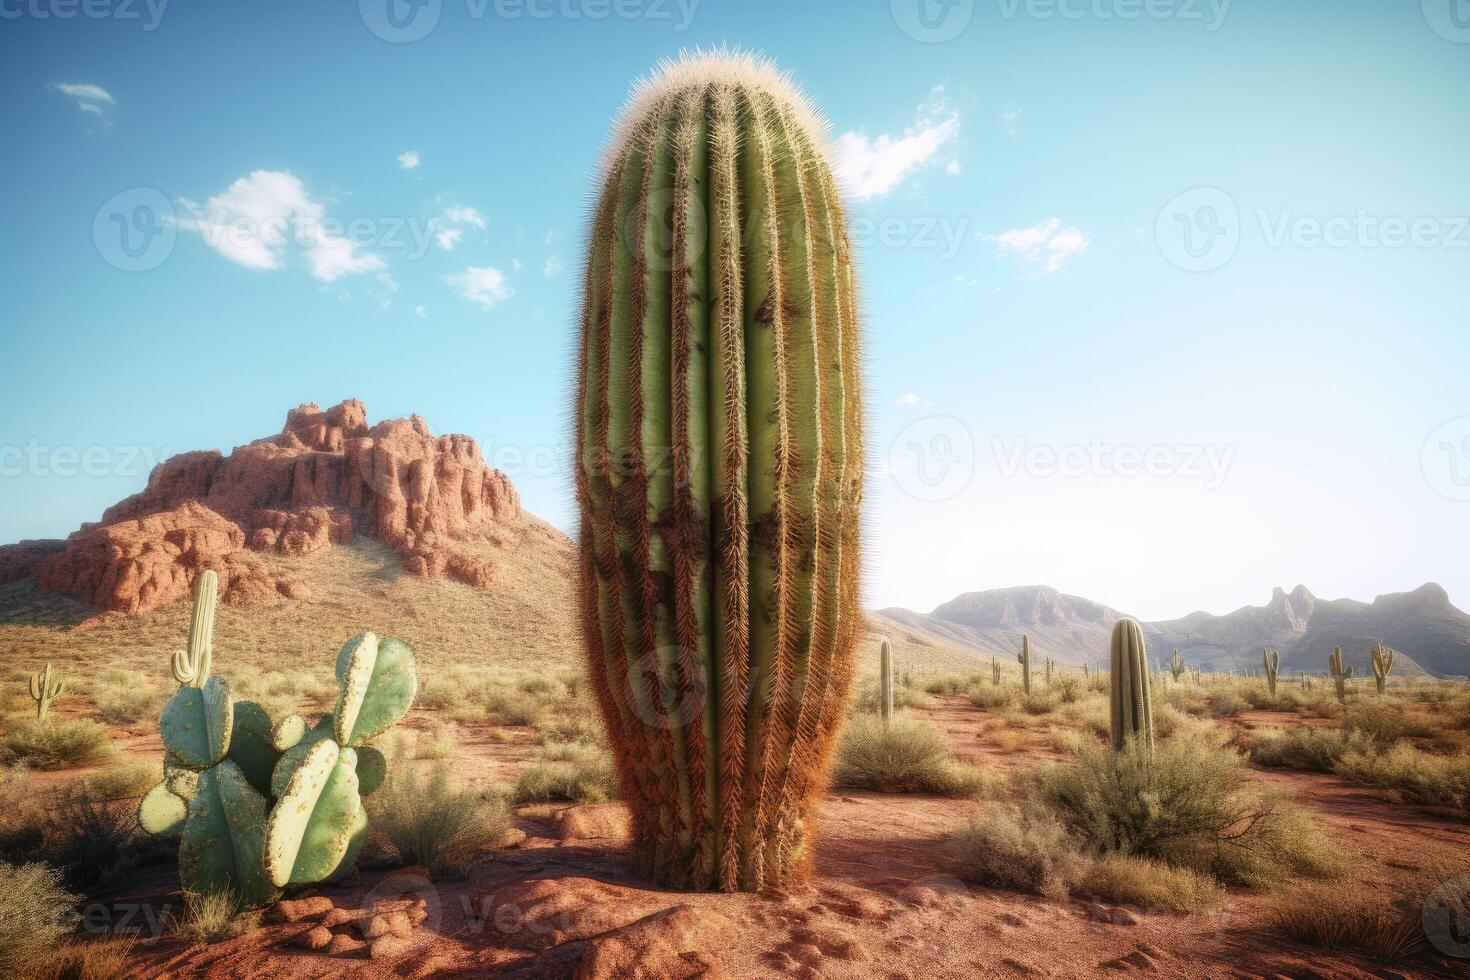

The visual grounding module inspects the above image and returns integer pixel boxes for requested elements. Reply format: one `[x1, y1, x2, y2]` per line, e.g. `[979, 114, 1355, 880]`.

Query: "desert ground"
[3, 538, 1469, 979]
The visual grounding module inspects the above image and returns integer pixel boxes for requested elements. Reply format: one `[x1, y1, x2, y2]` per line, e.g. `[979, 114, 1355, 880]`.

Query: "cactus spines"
[1263, 647, 1280, 699]
[171, 570, 218, 687]
[1370, 642, 1395, 696]
[28, 662, 67, 721]
[1018, 636, 1032, 695]
[879, 639, 894, 727]
[1168, 649, 1186, 684]
[574, 51, 864, 892]
[1109, 619, 1153, 754]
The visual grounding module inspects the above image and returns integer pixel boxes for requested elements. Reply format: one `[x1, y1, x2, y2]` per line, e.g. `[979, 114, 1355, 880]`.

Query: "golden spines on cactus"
[575, 50, 863, 892]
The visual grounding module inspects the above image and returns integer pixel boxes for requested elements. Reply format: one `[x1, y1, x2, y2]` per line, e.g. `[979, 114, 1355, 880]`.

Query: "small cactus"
[1168, 649, 1186, 684]
[1262, 647, 1280, 699]
[28, 662, 67, 721]
[1043, 656, 1054, 687]
[1110, 619, 1153, 754]
[992, 656, 1002, 687]
[1370, 643, 1395, 696]
[1329, 646, 1354, 734]
[1017, 636, 1032, 696]
[878, 639, 894, 727]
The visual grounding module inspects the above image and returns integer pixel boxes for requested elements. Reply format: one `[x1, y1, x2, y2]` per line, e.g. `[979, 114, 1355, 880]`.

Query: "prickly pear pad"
[334, 633, 417, 747]
[138, 781, 187, 836]
[264, 739, 364, 888]
[179, 760, 279, 911]
[160, 676, 233, 770]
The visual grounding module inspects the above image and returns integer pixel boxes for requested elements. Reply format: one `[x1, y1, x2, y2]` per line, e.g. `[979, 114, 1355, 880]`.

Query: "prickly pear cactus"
[264, 740, 366, 888]
[334, 633, 417, 747]
[180, 760, 279, 910]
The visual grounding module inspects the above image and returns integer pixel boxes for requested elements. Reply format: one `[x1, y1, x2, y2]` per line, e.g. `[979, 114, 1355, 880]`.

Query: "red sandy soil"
[61, 697, 1470, 979]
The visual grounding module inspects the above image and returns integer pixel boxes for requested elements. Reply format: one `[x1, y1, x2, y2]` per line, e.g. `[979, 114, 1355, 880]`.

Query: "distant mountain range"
[871, 583, 1470, 678]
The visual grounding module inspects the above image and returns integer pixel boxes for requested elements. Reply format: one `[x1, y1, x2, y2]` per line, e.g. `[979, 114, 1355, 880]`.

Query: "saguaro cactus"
[1262, 648, 1280, 699]
[991, 656, 1002, 686]
[172, 570, 217, 687]
[1017, 636, 1033, 695]
[1329, 646, 1354, 734]
[1110, 619, 1153, 754]
[1168, 649, 1186, 684]
[878, 639, 894, 727]
[28, 662, 67, 721]
[574, 52, 865, 892]
[1370, 643, 1395, 696]
[1043, 656, 1055, 687]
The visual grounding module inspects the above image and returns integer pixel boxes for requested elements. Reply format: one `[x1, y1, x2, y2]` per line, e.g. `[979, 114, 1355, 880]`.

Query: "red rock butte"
[0, 400, 522, 615]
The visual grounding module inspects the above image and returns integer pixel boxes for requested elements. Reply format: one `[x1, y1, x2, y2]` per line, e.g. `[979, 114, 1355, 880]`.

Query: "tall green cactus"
[1329, 646, 1354, 735]
[1168, 649, 1185, 684]
[1043, 656, 1054, 687]
[1110, 619, 1153, 754]
[991, 655, 1002, 687]
[878, 639, 894, 727]
[574, 52, 864, 892]
[28, 662, 67, 721]
[1370, 642, 1395, 696]
[1262, 647, 1280, 699]
[1017, 636, 1032, 696]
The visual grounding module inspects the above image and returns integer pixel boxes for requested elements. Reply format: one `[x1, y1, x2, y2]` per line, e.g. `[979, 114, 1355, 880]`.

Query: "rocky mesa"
[0, 400, 523, 615]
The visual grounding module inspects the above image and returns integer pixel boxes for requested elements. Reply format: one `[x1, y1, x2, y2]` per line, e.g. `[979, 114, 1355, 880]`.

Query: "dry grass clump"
[923, 673, 979, 696]
[1268, 883, 1426, 962]
[833, 715, 990, 798]
[168, 890, 260, 946]
[368, 740, 512, 879]
[69, 760, 157, 801]
[87, 667, 165, 725]
[1081, 854, 1224, 913]
[1042, 731, 1343, 888]
[1, 718, 117, 770]
[1335, 742, 1470, 816]
[0, 862, 80, 977]
[950, 803, 1087, 899]
[39, 936, 138, 980]
[514, 742, 618, 804]
[851, 680, 932, 714]
[968, 684, 1017, 711]
[1249, 726, 1373, 773]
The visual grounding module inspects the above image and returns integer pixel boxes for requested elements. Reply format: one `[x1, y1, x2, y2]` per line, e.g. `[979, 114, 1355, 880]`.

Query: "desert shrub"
[368, 750, 511, 879]
[950, 803, 1087, 899]
[70, 761, 157, 801]
[169, 890, 259, 946]
[1269, 883, 1426, 962]
[1054, 676, 1082, 704]
[1250, 726, 1373, 773]
[39, 936, 137, 980]
[0, 862, 79, 977]
[1241, 685, 1301, 712]
[415, 674, 471, 712]
[968, 685, 1016, 711]
[1020, 692, 1060, 716]
[416, 720, 459, 761]
[479, 684, 549, 727]
[832, 715, 989, 797]
[41, 790, 153, 892]
[1081, 854, 1224, 913]
[1335, 743, 1470, 815]
[2, 719, 116, 770]
[1207, 691, 1241, 718]
[1345, 703, 1408, 746]
[923, 674, 974, 696]
[1060, 699, 1110, 740]
[538, 711, 604, 746]
[92, 685, 160, 726]
[851, 680, 932, 714]
[1042, 732, 1342, 887]
[514, 742, 618, 804]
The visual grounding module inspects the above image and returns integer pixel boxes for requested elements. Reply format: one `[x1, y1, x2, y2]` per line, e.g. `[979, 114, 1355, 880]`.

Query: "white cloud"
[398, 150, 421, 170]
[897, 393, 920, 406]
[176, 170, 385, 282]
[415, 305, 428, 319]
[512, 258, 525, 272]
[834, 86, 961, 201]
[435, 227, 463, 251]
[443, 205, 486, 229]
[443, 266, 512, 312]
[544, 255, 563, 278]
[49, 82, 115, 123]
[987, 218, 1091, 276]
[544, 229, 556, 245]
[432, 204, 487, 251]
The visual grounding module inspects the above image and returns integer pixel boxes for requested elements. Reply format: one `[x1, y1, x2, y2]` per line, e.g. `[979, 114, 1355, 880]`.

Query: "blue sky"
[2, 0, 1468, 620]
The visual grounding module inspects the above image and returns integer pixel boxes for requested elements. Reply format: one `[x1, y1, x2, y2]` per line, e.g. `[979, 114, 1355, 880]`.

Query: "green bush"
[0, 863, 79, 978]
[832, 715, 990, 797]
[950, 803, 1087, 899]
[514, 742, 618, 803]
[368, 750, 512, 879]
[2, 719, 116, 770]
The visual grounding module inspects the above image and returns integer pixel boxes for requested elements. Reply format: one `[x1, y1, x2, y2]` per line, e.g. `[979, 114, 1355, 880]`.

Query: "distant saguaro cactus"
[574, 51, 865, 891]
[1370, 643, 1395, 697]
[1109, 619, 1153, 754]
[1044, 656, 1054, 687]
[879, 639, 894, 727]
[1168, 649, 1186, 684]
[1262, 648, 1280, 699]
[991, 655, 1001, 687]
[1017, 636, 1033, 696]
[28, 662, 67, 721]
[1329, 646, 1354, 734]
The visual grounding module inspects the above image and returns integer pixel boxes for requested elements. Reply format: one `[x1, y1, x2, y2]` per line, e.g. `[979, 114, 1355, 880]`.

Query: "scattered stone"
[327, 933, 367, 957]
[272, 896, 335, 923]
[370, 934, 415, 960]
[1110, 908, 1142, 927]
[293, 926, 332, 951]
[322, 907, 371, 929]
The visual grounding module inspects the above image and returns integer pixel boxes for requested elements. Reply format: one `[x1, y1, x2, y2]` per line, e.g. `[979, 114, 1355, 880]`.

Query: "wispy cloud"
[49, 82, 115, 124]
[897, 393, 920, 406]
[544, 255, 563, 278]
[1001, 102, 1022, 136]
[834, 85, 961, 201]
[443, 266, 512, 312]
[176, 170, 385, 282]
[433, 204, 486, 250]
[398, 150, 421, 170]
[987, 218, 1091, 276]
